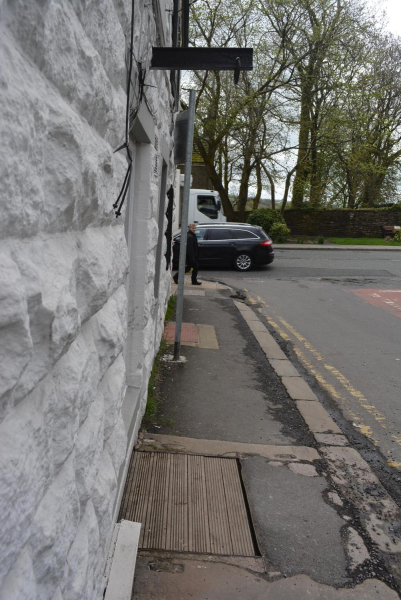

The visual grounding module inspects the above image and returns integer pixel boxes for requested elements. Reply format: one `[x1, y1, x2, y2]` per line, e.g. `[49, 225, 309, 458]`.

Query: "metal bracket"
[150, 47, 253, 73]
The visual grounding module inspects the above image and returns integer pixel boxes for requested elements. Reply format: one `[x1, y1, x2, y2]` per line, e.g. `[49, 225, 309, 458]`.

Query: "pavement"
[276, 244, 401, 251]
[131, 275, 401, 599]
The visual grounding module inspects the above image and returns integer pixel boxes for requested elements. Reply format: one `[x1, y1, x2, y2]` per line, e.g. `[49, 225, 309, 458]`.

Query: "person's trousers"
[173, 262, 198, 284]
[190, 263, 198, 283]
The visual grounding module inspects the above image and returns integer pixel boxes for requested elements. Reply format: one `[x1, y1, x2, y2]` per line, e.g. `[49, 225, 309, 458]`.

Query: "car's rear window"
[207, 228, 236, 240]
[232, 229, 259, 239]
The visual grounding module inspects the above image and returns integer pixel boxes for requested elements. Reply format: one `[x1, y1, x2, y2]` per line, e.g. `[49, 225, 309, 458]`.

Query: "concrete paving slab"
[241, 311, 260, 321]
[328, 491, 343, 507]
[197, 324, 219, 349]
[277, 244, 401, 251]
[252, 330, 277, 346]
[199, 280, 229, 290]
[282, 376, 318, 400]
[133, 556, 398, 600]
[346, 527, 370, 571]
[269, 359, 299, 377]
[241, 457, 349, 586]
[288, 462, 318, 477]
[247, 329, 288, 360]
[246, 319, 268, 333]
[163, 322, 198, 343]
[137, 434, 320, 462]
[233, 300, 252, 312]
[138, 550, 266, 572]
[314, 433, 349, 446]
[296, 401, 342, 434]
[153, 294, 312, 446]
[183, 288, 205, 296]
[321, 446, 401, 554]
[261, 345, 288, 360]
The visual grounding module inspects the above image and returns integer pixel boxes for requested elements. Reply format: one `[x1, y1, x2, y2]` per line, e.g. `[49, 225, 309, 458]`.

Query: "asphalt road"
[200, 249, 401, 471]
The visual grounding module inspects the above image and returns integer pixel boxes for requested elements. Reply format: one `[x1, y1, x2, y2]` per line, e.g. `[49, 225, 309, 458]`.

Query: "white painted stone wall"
[0, 0, 175, 598]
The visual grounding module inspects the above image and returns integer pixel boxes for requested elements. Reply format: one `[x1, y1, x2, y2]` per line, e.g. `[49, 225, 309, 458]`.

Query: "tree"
[186, 0, 401, 214]
[189, 0, 301, 220]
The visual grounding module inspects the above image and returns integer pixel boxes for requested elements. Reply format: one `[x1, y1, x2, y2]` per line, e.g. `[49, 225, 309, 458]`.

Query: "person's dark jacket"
[186, 230, 199, 265]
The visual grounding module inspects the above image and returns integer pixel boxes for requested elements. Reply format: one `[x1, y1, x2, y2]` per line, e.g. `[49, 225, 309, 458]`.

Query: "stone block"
[247, 320, 268, 333]
[106, 415, 128, 476]
[233, 300, 251, 312]
[0, 27, 126, 238]
[31, 454, 80, 600]
[69, 0, 126, 88]
[51, 588, 64, 600]
[282, 377, 318, 401]
[346, 527, 370, 570]
[296, 401, 342, 434]
[0, 546, 37, 600]
[0, 378, 54, 585]
[0, 253, 32, 406]
[90, 285, 127, 379]
[314, 433, 349, 446]
[92, 449, 118, 546]
[74, 393, 105, 508]
[241, 311, 260, 322]
[63, 501, 100, 600]
[99, 353, 127, 441]
[52, 338, 93, 470]
[269, 359, 299, 377]
[261, 344, 287, 360]
[75, 226, 128, 324]
[12, 239, 81, 402]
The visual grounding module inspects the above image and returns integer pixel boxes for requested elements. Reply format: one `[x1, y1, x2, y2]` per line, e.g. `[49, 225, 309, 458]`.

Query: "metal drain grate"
[119, 452, 256, 556]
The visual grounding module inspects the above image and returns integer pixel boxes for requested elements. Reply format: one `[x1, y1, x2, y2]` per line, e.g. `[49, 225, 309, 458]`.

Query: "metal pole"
[174, 89, 196, 360]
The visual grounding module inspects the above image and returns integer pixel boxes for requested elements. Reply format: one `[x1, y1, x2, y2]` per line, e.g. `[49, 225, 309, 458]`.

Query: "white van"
[189, 189, 226, 224]
[172, 187, 227, 231]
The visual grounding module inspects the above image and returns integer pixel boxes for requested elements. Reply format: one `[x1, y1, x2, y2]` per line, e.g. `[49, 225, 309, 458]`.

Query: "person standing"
[173, 223, 202, 285]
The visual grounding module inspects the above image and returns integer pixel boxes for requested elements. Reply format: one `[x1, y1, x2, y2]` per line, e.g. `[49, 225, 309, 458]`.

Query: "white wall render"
[0, 0, 176, 598]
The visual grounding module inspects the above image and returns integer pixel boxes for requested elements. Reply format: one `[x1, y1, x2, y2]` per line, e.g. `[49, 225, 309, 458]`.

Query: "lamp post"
[173, 89, 196, 361]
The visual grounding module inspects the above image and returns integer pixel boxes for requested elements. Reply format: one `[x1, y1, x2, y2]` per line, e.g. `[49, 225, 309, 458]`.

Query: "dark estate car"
[172, 223, 274, 272]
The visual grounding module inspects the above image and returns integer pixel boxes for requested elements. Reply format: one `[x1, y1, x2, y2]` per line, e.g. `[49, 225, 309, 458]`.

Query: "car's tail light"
[260, 240, 272, 246]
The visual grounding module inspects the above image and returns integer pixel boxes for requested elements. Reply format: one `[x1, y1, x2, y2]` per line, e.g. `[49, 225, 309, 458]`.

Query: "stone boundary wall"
[283, 209, 401, 238]
[0, 1, 174, 599]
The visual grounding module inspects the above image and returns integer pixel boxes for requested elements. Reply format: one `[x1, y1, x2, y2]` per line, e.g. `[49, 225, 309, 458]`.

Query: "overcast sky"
[377, 0, 401, 35]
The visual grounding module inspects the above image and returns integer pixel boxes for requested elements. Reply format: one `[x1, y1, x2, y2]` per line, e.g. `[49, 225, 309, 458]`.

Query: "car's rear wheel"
[234, 252, 253, 271]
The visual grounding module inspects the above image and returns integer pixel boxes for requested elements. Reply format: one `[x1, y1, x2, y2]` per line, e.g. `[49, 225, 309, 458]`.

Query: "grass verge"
[143, 339, 170, 425]
[328, 237, 401, 246]
[143, 294, 176, 427]
[165, 294, 177, 321]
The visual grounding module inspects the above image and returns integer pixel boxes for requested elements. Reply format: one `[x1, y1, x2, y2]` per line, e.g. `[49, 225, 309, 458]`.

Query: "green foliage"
[143, 296, 177, 427]
[328, 237, 401, 246]
[317, 235, 325, 244]
[285, 205, 330, 212]
[286, 206, 401, 213]
[165, 295, 176, 322]
[381, 205, 401, 212]
[188, 0, 401, 213]
[296, 238, 304, 244]
[393, 230, 401, 241]
[144, 340, 169, 423]
[247, 209, 285, 235]
[270, 222, 291, 243]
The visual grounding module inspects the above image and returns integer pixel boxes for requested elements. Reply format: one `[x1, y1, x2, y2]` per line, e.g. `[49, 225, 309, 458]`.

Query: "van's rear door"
[193, 194, 219, 223]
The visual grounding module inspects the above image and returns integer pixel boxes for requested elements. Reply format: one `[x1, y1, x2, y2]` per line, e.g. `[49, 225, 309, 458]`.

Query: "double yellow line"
[244, 291, 401, 469]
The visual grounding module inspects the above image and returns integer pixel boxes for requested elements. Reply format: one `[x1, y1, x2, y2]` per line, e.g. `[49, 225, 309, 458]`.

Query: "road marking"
[388, 460, 401, 468]
[349, 289, 401, 318]
[246, 291, 401, 468]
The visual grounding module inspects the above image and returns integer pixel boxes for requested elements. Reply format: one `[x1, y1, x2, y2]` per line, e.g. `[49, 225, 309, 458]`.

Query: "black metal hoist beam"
[151, 47, 253, 75]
